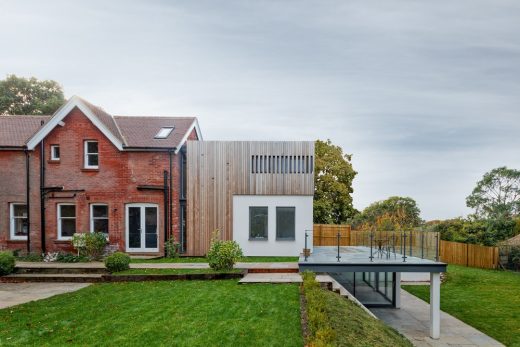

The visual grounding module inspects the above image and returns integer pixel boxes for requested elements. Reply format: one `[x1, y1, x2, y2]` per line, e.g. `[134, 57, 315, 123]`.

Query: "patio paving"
[0, 282, 90, 309]
[370, 290, 504, 347]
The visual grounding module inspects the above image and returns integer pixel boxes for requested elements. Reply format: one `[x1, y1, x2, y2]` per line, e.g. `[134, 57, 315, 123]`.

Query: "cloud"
[0, 0, 519, 220]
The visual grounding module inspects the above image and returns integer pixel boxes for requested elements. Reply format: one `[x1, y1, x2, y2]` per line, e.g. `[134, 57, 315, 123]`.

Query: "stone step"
[246, 268, 299, 274]
[15, 266, 107, 275]
[1, 274, 104, 283]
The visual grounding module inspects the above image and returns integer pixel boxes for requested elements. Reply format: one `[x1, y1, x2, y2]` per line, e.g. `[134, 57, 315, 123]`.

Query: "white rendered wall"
[233, 195, 314, 256]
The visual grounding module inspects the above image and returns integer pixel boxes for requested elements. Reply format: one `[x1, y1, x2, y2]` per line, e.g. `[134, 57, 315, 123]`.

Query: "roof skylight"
[155, 126, 174, 139]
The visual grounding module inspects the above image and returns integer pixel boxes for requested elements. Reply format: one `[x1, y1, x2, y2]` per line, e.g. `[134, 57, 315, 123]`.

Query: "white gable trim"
[175, 118, 203, 153]
[26, 96, 124, 151]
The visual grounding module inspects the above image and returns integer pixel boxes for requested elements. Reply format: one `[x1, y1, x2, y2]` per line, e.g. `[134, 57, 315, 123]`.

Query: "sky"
[1, 0, 519, 220]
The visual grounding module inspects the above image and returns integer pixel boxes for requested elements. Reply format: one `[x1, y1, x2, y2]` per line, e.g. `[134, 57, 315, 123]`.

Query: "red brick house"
[0, 96, 201, 255]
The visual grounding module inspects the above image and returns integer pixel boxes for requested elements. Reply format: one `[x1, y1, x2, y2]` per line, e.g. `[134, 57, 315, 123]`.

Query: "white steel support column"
[430, 272, 441, 339]
[395, 272, 401, 309]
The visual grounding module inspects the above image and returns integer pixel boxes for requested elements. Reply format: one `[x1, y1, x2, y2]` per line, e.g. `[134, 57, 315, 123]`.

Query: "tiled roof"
[0, 97, 198, 149]
[114, 116, 196, 148]
[0, 115, 51, 147]
[78, 97, 125, 144]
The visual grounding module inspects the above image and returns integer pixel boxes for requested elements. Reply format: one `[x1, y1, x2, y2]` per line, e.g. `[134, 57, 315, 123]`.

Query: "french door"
[125, 204, 159, 252]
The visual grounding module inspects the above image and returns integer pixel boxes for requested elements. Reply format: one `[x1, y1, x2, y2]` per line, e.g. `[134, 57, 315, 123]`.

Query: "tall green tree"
[358, 196, 422, 230]
[0, 75, 65, 115]
[466, 167, 520, 219]
[313, 139, 357, 224]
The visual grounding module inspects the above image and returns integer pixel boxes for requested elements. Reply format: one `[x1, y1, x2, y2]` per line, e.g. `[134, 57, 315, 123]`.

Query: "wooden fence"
[440, 240, 499, 269]
[313, 224, 499, 269]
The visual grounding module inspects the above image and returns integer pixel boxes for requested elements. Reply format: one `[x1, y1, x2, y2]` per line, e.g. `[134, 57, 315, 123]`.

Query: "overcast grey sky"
[1, 0, 519, 220]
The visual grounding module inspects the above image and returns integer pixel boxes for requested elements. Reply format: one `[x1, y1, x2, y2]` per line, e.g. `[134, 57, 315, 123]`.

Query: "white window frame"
[10, 203, 28, 240]
[57, 203, 76, 240]
[154, 127, 175, 139]
[50, 145, 60, 161]
[90, 203, 109, 235]
[84, 140, 99, 169]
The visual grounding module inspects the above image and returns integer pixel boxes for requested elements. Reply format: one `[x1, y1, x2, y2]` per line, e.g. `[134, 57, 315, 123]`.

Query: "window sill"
[7, 239, 27, 243]
[47, 160, 60, 164]
[248, 238, 268, 241]
[54, 239, 72, 243]
[276, 238, 296, 241]
[81, 168, 99, 172]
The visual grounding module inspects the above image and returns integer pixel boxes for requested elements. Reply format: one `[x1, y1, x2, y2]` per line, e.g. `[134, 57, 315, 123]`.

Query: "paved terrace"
[299, 246, 446, 272]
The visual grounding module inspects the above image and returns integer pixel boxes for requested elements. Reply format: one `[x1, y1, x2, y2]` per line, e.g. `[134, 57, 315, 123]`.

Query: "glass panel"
[145, 207, 157, 248]
[88, 154, 99, 166]
[181, 204, 187, 252]
[61, 219, 76, 237]
[276, 207, 295, 240]
[14, 204, 27, 217]
[129, 207, 141, 248]
[249, 207, 268, 239]
[93, 205, 108, 218]
[87, 141, 98, 153]
[14, 218, 28, 236]
[60, 205, 75, 217]
[93, 219, 109, 234]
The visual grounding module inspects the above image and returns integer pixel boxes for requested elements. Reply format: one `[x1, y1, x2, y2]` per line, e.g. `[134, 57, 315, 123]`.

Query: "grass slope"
[302, 273, 412, 347]
[403, 265, 520, 347]
[130, 256, 299, 263]
[0, 281, 302, 347]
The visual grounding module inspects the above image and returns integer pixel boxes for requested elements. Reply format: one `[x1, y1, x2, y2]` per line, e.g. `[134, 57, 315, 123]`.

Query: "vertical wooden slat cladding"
[186, 141, 315, 256]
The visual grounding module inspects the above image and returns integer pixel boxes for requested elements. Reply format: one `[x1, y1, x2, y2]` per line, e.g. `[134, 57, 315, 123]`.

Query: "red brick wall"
[0, 108, 199, 255]
[0, 149, 42, 253]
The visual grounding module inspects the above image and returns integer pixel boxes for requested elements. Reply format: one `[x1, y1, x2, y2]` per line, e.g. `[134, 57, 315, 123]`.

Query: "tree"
[313, 139, 357, 224]
[358, 196, 422, 230]
[0, 75, 65, 115]
[466, 167, 520, 219]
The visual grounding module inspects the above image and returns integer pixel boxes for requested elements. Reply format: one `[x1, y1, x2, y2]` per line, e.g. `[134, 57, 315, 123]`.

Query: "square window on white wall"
[276, 207, 295, 240]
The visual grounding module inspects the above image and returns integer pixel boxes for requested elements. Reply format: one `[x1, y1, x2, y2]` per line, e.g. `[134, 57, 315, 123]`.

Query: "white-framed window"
[90, 204, 109, 235]
[50, 145, 60, 161]
[57, 204, 76, 240]
[154, 127, 174, 139]
[84, 140, 99, 169]
[10, 203, 28, 240]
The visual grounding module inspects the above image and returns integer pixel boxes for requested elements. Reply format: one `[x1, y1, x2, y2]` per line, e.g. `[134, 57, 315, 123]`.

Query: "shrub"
[56, 252, 89, 263]
[509, 246, 520, 270]
[72, 232, 108, 260]
[165, 236, 180, 259]
[84, 233, 108, 260]
[16, 253, 43, 262]
[105, 252, 130, 272]
[302, 271, 336, 346]
[207, 230, 243, 271]
[43, 252, 59, 262]
[0, 251, 16, 276]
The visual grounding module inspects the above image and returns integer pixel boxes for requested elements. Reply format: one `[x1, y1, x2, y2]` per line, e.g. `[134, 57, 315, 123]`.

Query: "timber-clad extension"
[186, 141, 315, 256]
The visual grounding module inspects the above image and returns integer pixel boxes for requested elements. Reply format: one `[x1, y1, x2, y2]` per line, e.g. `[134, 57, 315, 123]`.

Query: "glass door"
[126, 204, 159, 252]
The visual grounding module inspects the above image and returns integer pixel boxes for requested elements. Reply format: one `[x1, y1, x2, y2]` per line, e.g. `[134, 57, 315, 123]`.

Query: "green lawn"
[0, 280, 302, 346]
[403, 265, 520, 347]
[130, 256, 299, 263]
[114, 268, 243, 275]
